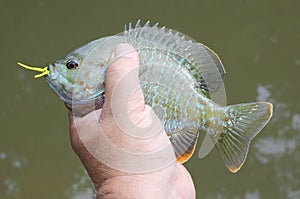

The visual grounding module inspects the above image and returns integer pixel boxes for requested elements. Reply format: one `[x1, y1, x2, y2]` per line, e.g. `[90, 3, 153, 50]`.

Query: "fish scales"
[19, 20, 273, 172]
[138, 48, 205, 135]
[134, 39, 228, 159]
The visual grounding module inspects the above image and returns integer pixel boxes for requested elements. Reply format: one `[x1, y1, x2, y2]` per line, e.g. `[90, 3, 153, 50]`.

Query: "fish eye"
[66, 60, 79, 70]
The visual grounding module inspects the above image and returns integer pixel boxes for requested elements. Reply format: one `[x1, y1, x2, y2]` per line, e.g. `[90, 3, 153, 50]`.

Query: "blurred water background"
[0, 0, 299, 198]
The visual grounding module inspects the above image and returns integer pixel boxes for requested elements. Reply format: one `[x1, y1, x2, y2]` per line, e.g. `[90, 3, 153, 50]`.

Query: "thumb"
[103, 43, 144, 114]
[101, 43, 162, 138]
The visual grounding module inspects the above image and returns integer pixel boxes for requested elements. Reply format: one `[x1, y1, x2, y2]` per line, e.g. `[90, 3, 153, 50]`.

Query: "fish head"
[18, 36, 120, 115]
[46, 39, 109, 107]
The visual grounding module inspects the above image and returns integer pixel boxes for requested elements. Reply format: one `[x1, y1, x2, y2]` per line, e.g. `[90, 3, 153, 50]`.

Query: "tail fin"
[216, 102, 273, 173]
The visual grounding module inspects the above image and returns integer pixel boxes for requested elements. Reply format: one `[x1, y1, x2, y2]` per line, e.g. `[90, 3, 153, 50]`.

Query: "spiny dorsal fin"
[123, 20, 226, 94]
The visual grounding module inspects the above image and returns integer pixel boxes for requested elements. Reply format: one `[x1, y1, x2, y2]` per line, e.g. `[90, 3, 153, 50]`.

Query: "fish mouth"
[45, 63, 75, 105]
[45, 64, 104, 107]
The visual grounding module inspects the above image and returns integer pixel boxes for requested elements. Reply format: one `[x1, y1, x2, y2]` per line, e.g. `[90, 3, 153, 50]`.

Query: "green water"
[1, 0, 299, 198]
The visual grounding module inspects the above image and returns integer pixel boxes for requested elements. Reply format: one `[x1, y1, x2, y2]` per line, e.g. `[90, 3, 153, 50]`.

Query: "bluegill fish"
[19, 20, 273, 172]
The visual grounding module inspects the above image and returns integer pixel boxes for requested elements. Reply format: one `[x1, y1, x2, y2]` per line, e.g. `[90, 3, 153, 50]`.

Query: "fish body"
[23, 21, 273, 172]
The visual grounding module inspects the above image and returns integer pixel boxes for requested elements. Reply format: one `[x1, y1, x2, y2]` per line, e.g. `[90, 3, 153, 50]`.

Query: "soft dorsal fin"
[123, 20, 226, 94]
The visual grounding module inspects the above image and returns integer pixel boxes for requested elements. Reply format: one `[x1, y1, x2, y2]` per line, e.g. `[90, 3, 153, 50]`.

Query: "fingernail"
[115, 43, 135, 58]
[109, 43, 135, 62]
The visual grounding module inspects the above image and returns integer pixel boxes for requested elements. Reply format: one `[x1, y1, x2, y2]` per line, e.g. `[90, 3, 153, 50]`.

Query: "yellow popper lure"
[17, 62, 49, 78]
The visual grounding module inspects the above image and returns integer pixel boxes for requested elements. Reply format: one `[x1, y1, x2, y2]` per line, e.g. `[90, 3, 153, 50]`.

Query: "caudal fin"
[216, 102, 273, 173]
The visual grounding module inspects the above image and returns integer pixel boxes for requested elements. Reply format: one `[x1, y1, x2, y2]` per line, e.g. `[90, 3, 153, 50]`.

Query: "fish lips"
[45, 64, 104, 109]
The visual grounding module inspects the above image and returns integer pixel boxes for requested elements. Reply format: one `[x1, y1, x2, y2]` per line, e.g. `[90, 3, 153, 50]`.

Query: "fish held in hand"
[18, 20, 273, 173]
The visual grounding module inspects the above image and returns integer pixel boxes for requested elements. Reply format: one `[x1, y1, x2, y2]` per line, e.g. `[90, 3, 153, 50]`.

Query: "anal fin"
[176, 144, 196, 163]
[169, 128, 199, 163]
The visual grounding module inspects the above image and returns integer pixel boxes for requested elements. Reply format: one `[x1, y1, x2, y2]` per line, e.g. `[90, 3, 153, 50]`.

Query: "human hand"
[68, 44, 196, 199]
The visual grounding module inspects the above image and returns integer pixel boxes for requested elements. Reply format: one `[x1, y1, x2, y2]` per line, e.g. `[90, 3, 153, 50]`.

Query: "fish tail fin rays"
[215, 102, 273, 172]
[170, 128, 199, 163]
